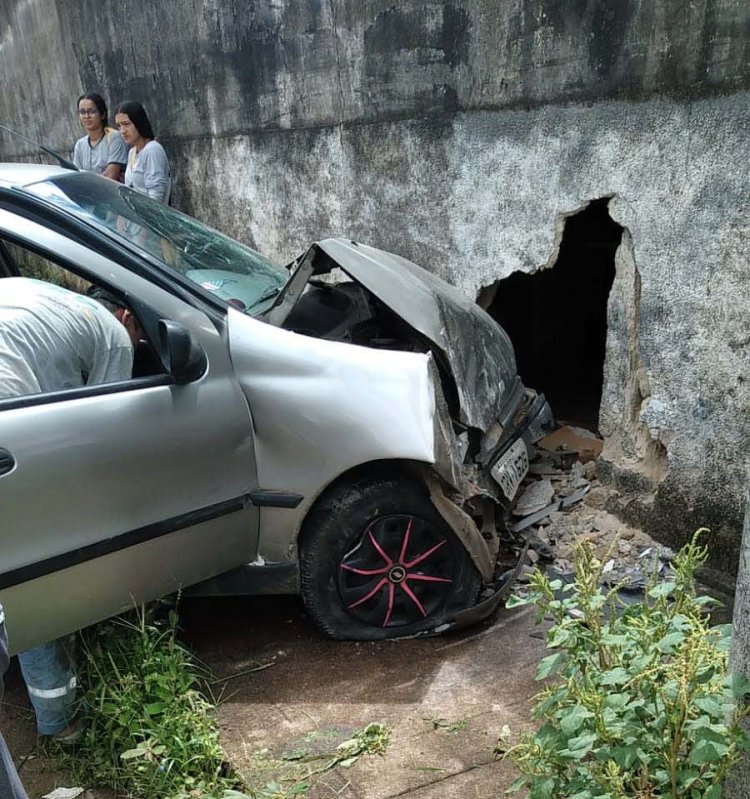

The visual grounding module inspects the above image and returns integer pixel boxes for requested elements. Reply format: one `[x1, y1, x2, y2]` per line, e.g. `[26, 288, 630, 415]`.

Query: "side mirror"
[157, 319, 207, 384]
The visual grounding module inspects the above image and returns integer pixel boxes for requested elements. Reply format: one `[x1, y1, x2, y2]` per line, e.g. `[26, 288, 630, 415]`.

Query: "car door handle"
[0, 449, 15, 476]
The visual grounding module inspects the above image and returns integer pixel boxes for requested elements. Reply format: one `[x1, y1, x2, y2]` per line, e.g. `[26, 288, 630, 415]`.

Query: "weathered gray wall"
[1, 1, 749, 574]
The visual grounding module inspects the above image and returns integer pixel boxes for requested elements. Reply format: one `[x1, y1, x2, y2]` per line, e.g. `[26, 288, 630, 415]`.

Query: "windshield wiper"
[245, 286, 282, 312]
[0, 123, 79, 171]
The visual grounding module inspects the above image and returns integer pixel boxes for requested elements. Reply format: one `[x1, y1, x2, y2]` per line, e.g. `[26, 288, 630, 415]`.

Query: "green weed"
[59, 604, 234, 799]
[499, 530, 750, 799]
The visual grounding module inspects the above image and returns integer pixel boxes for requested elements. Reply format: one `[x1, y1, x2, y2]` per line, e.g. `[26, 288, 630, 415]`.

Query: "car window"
[26, 173, 287, 314]
[0, 238, 163, 401]
[2, 240, 91, 294]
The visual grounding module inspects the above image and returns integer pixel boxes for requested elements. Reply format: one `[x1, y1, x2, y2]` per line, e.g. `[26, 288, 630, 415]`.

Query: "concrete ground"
[1, 596, 546, 798]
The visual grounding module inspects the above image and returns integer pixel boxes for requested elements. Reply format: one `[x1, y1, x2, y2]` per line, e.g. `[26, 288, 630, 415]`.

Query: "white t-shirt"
[0, 278, 133, 399]
[124, 140, 171, 203]
[72, 128, 128, 175]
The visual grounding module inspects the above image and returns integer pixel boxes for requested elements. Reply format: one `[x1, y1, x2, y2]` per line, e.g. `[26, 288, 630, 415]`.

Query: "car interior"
[0, 236, 163, 380]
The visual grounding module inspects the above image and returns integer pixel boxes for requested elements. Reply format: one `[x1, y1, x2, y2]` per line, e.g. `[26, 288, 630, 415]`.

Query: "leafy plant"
[59, 603, 235, 799]
[499, 530, 750, 799]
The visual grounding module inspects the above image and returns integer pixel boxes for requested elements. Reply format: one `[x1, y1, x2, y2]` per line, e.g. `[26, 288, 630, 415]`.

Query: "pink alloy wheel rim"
[338, 514, 455, 628]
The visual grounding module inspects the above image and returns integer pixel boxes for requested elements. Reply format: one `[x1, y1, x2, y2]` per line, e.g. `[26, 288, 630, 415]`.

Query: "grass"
[58, 602, 235, 799]
[424, 715, 469, 734]
[56, 603, 390, 799]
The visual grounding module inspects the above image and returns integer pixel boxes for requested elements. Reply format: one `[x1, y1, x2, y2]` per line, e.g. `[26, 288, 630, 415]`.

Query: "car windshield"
[26, 172, 287, 313]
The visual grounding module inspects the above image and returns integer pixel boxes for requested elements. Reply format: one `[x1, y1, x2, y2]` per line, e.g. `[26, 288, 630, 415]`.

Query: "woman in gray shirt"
[72, 93, 128, 180]
[115, 101, 171, 204]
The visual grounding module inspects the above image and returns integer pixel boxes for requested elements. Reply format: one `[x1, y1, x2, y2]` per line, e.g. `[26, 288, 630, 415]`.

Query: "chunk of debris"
[560, 485, 591, 509]
[510, 500, 561, 533]
[511, 441, 673, 606]
[513, 478, 555, 516]
[538, 425, 603, 464]
[567, 460, 589, 491]
[528, 456, 563, 476]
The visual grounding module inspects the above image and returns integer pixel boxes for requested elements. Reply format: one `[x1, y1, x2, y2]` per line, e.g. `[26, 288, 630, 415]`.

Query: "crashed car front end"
[243, 238, 555, 631]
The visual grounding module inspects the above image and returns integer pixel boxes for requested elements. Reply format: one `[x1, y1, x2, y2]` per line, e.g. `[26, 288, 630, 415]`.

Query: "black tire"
[299, 476, 481, 640]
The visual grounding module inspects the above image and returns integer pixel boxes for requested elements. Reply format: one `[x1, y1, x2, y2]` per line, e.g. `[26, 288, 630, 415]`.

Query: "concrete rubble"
[514, 426, 674, 591]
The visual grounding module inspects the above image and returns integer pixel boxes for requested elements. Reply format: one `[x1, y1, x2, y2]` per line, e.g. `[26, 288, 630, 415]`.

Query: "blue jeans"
[18, 639, 76, 735]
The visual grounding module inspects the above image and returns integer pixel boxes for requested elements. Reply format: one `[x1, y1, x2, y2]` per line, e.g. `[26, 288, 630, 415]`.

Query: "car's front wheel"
[299, 476, 481, 640]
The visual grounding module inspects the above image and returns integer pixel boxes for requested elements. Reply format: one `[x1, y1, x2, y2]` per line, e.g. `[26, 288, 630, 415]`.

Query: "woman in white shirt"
[72, 93, 127, 180]
[115, 100, 171, 204]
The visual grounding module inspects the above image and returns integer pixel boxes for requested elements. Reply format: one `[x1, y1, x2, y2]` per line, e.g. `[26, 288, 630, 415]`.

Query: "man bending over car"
[0, 277, 141, 741]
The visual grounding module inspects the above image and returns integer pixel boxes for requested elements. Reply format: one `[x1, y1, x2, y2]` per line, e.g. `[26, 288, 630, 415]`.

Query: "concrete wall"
[1, 0, 749, 574]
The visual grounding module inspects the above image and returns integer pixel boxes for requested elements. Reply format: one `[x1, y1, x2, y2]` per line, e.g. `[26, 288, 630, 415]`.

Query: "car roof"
[0, 162, 72, 189]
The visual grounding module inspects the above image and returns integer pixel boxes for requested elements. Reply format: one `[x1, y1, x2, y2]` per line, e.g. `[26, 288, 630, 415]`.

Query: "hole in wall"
[486, 198, 622, 431]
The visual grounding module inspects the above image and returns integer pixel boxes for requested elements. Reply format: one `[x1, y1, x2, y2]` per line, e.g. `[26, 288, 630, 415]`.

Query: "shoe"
[50, 719, 83, 745]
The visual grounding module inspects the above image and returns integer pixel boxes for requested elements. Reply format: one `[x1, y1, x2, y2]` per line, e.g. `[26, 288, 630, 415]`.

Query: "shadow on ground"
[2, 596, 545, 799]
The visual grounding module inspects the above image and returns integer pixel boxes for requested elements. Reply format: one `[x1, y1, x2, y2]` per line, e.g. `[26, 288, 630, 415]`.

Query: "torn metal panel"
[423, 469, 495, 581]
[265, 246, 316, 327]
[430, 359, 472, 491]
[297, 239, 519, 432]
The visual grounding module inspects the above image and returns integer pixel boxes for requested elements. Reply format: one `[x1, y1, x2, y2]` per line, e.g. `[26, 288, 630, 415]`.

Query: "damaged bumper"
[425, 381, 554, 625]
[450, 539, 530, 632]
[406, 540, 530, 638]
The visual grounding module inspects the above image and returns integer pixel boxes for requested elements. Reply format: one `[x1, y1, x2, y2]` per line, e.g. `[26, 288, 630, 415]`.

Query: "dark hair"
[77, 92, 108, 124]
[114, 100, 155, 140]
[86, 284, 127, 312]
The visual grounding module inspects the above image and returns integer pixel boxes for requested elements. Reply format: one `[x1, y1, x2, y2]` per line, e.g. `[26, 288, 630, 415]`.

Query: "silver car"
[0, 164, 553, 653]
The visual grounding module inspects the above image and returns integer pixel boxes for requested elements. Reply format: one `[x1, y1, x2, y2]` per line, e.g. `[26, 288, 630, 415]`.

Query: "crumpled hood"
[314, 239, 517, 432]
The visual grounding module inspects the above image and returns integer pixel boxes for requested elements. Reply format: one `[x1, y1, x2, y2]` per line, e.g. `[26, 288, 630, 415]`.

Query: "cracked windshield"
[28, 172, 286, 313]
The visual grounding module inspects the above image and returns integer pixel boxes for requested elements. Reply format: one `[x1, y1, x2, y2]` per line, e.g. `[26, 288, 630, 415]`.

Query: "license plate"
[491, 438, 529, 500]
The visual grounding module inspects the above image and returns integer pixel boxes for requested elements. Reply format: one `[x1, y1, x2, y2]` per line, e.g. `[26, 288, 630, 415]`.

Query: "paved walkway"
[186, 597, 546, 799]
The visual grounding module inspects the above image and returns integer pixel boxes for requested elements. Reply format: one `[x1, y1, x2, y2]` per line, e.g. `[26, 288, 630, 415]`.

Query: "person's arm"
[141, 145, 171, 203]
[72, 138, 84, 171]
[104, 130, 128, 182]
[102, 163, 123, 180]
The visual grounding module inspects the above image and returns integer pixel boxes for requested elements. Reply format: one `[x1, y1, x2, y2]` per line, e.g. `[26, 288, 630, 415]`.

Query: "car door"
[0, 210, 259, 654]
